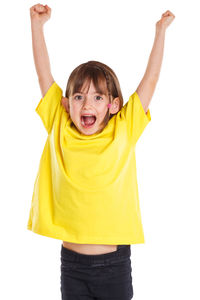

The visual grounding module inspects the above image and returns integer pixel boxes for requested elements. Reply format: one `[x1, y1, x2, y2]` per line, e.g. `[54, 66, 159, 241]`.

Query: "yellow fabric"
[27, 81, 151, 244]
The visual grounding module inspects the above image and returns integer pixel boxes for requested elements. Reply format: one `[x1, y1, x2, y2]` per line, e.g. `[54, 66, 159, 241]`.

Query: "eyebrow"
[74, 92, 105, 95]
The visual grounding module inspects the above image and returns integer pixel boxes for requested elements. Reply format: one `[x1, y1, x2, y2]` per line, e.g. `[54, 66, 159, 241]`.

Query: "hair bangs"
[69, 65, 109, 97]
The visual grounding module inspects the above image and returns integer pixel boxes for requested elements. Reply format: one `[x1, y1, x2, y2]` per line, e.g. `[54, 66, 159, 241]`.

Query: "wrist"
[31, 20, 44, 31]
[155, 23, 166, 35]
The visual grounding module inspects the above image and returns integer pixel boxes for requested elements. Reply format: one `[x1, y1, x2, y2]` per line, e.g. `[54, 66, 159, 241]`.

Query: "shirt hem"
[27, 225, 145, 245]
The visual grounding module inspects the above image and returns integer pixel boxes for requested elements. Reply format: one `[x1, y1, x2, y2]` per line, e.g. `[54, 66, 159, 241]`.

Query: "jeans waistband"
[61, 244, 131, 265]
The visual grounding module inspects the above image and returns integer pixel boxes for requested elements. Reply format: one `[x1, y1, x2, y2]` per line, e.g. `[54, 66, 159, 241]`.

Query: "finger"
[162, 10, 171, 17]
[167, 16, 174, 21]
[38, 6, 46, 12]
[166, 14, 175, 21]
[44, 5, 51, 15]
[34, 3, 46, 12]
[30, 7, 37, 17]
[165, 10, 175, 17]
[33, 3, 44, 9]
[162, 12, 168, 18]
[162, 10, 168, 15]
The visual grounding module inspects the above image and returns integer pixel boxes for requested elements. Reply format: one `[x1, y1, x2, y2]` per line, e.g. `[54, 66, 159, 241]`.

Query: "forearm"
[31, 22, 52, 81]
[144, 27, 166, 81]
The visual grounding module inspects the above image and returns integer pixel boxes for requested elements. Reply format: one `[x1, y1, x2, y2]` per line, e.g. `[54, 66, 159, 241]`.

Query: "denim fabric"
[60, 244, 134, 300]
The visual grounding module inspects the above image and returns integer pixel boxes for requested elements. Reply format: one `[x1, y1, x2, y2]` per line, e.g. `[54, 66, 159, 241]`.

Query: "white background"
[0, 0, 200, 299]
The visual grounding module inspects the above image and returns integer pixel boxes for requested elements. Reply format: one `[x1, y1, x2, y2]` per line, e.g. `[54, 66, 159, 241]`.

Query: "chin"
[80, 126, 104, 136]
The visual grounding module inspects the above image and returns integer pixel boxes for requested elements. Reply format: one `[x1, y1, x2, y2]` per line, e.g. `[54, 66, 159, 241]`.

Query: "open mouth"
[81, 115, 97, 128]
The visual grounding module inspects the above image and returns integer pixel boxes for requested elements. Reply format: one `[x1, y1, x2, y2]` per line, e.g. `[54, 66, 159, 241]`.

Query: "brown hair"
[65, 61, 124, 127]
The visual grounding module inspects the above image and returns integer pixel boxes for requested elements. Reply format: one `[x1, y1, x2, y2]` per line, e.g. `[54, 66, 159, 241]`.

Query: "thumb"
[44, 5, 51, 17]
[30, 7, 37, 18]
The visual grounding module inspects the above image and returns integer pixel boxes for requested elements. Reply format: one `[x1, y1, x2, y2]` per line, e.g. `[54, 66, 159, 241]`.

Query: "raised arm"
[136, 10, 175, 113]
[30, 4, 54, 97]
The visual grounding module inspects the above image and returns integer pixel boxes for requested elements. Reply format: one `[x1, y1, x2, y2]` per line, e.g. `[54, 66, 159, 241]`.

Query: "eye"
[74, 95, 82, 100]
[95, 95, 103, 100]
[73, 94, 103, 101]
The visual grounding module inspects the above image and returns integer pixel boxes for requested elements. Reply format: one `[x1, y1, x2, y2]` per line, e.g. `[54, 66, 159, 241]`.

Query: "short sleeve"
[120, 91, 151, 144]
[35, 82, 63, 134]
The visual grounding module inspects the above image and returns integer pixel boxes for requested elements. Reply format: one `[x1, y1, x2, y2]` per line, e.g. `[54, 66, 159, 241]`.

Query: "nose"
[82, 96, 93, 109]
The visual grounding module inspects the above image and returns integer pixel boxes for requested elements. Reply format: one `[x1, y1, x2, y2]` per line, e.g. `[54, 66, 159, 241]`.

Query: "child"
[28, 4, 175, 300]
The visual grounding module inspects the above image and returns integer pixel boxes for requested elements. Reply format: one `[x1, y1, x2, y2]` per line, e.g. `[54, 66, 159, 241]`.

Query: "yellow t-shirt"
[27, 81, 151, 244]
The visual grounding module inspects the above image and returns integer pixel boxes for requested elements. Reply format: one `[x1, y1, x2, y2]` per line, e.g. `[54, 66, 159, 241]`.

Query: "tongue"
[83, 116, 96, 125]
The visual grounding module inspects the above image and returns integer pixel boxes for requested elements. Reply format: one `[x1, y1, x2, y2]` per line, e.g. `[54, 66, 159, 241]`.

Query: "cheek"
[70, 104, 80, 118]
[99, 105, 108, 116]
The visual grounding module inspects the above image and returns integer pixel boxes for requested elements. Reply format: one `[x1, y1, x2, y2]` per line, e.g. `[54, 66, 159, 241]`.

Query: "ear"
[61, 97, 69, 113]
[110, 97, 120, 114]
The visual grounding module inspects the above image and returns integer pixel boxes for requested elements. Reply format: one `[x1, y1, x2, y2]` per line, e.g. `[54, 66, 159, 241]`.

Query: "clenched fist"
[156, 10, 175, 32]
[30, 3, 51, 26]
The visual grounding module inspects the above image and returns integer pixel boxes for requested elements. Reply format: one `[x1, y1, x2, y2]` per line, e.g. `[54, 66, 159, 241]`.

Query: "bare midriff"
[63, 241, 117, 255]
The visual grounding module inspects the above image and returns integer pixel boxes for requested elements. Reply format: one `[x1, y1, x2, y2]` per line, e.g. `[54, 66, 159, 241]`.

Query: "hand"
[156, 10, 175, 32]
[30, 3, 51, 27]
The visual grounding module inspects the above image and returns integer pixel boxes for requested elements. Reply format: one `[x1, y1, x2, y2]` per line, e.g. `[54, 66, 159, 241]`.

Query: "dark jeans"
[60, 244, 134, 300]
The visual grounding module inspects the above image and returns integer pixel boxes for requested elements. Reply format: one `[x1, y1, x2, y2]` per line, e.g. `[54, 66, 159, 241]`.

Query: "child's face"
[65, 80, 119, 136]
